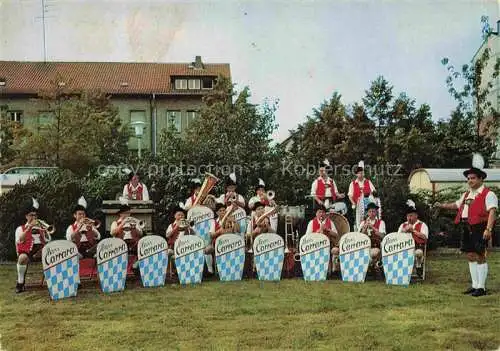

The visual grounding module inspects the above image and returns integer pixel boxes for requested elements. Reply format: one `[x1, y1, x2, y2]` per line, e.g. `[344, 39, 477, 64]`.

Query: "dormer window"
[175, 79, 187, 90]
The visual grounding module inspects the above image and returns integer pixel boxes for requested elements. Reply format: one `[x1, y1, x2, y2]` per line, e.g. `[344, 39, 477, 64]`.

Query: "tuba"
[193, 173, 219, 207]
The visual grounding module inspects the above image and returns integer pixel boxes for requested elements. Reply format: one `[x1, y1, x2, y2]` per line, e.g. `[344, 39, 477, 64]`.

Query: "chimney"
[193, 56, 204, 69]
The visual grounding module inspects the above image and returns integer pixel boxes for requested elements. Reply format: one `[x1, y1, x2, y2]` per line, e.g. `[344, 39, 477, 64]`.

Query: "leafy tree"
[13, 78, 130, 174]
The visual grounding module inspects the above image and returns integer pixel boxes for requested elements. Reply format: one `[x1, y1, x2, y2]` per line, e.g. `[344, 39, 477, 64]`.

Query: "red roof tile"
[0, 60, 230, 95]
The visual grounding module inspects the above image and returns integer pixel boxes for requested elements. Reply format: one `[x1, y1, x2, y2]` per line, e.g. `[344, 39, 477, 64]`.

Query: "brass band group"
[14, 156, 498, 298]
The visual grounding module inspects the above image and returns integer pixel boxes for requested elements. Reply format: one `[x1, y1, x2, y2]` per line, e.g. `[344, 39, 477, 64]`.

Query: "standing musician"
[216, 172, 245, 208]
[122, 171, 149, 201]
[435, 157, 497, 297]
[66, 197, 101, 258]
[359, 202, 386, 269]
[248, 178, 277, 232]
[110, 204, 143, 255]
[184, 178, 202, 211]
[348, 160, 376, 230]
[397, 200, 428, 278]
[311, 159, 345, 210]
[306, 205, 340, 273]
[15, 198, 51, 293]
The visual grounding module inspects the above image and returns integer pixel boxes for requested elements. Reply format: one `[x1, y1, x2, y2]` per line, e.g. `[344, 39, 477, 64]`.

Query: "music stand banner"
[215, 234, 245, 281]
[253, 233, 284, 281]
[188, 205, 214, 246]
[175, 235, 205, 285]
[138, 235, 168, 288]
[42, 240, 79, 301]
[299, 233, 330, 281]
[97, 238, 128, 293]
[339, 232, 371, 283]
[381, 232, 415, 286]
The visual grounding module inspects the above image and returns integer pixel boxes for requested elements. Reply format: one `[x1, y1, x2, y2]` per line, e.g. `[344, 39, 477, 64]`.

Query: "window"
[167, 110, 181, 132]
[186, 111, 198, 128]
[188, 79, 201, 90]
[175, 79, 187, 90]
[130, 110, 146, 124]
[8, 111, 23, 123]
[202, 77, 214, 89]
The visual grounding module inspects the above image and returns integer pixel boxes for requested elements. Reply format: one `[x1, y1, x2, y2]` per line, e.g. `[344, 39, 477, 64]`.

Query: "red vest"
[315, 178, 336, 201]
[71, 222, 95, 244]
[311, 218, 333, 232]
[16, 224, 36, 254]
[403, 221, 426, 245]
[127, 183, 143, 200]
[454, 187, 491, 225]
[368, 219, 382, 230]
[352, 179, 371, 204]
[258, 196, 269, 206]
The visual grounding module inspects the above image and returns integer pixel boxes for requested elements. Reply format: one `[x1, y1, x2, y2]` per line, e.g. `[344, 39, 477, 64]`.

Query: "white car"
[0, 167, 57, 195]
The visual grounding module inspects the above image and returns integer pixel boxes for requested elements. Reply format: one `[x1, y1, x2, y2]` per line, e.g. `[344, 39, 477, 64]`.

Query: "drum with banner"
[299, 233, 330, 281]
[138, 235, 168, 288]
[187, 205, 214, 245]
[42, 240, 79, 301]
[253, 233, 284, 281]
[381, 232, 415, 286]
[174, 235, 205, 285]
[215, 233, 245, 281]
[339, 232, 371, 283]
[97, 238, 128, 293]
[232, 207, 248, 235]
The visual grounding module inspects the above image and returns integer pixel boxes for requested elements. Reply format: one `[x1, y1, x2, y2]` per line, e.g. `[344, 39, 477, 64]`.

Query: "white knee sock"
[331, 255, 338, 271]
[17, 264, 27, 284]
[468, 262, 478, 289]
[205, 254, 214, 273]
[477, 263, 488, 289]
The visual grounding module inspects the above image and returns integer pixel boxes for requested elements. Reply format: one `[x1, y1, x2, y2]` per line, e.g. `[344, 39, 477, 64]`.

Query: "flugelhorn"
[266, 190, 275, 201]
[81, 217, 101, 229]
[123, 217, 146, 230]
[32, 219, 55, 242]
[193, 173, 219, 207]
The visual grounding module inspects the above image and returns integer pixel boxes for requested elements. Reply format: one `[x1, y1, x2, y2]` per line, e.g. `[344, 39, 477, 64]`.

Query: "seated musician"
[248, 178, 277, 232]
[210, 203, 241, 243]
[246, 202, 275, 239]
[165, 205, 195, 254]
[122, 171, 149, 201]
[66, 197, 101, 258]
[110, 204, 144, 255]
[14, 198, 49, 293]
[398, 200, 429, 277]
[359, 202, 386, 269]
[306, 205, 340, 272]
[184, 178, 202, 211]
[311, 159, 344, 210]
[216, 172, 245, 208]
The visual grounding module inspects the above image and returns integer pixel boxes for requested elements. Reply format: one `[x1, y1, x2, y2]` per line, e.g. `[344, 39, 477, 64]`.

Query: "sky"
[0, 0, 498, 141]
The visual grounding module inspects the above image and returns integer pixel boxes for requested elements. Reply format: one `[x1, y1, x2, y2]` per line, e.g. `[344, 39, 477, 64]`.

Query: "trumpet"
[32, 219, 55, 242]
[178, 219, 194, 231]
[80, 217, 101, 229]
[123, 216, 146, 230]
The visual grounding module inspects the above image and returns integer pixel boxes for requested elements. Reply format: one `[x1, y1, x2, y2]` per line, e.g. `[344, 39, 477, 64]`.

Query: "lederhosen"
[455, 188, 492, 255]
[70, 223, 97, 258]
[16, 224, 44, 261]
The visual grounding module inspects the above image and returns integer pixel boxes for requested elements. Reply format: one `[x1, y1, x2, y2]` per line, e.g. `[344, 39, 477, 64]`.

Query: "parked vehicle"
[0, 167, 58, 195]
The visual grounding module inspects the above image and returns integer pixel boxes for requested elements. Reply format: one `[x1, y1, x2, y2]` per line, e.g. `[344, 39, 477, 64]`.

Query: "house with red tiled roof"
[0, 56, 231, 154]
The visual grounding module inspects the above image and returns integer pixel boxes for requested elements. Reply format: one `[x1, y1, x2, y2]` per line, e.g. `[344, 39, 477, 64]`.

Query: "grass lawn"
[1, 252, 499, 351]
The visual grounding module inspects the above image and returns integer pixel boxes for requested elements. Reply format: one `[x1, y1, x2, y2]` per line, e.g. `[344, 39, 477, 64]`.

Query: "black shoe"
[15, 283, 25, 294]
[416, 267, 423, 277]
[471, 288, 486, 297]
[463, 287, 476, 295]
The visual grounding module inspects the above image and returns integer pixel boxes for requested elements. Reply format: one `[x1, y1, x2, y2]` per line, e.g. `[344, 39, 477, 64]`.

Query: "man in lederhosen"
[216, 172, 245, 208]
[359, 202, 386, 270]
[348, 160, 376, 230]
[248, 178, 278, 232]
[122, 171, 149, 201]
[66, 196, 101, 258]
[184, 178, 202, 211]
[311, 159, 344, 210]
[436, 158, 497, 296]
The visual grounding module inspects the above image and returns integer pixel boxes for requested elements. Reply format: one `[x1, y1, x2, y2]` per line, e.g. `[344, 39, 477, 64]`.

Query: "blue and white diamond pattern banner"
[97, 238, 129, 293]
[215, 234, 245, 281]
[175, 235, 205, 285]
[299, 233, 330, 281]
[339, 232, 371, 283]
[381, 232, 415, 286]
[138, 236, 168, 288]
[42, 240, 79, 301]
[253, 233, 284, 281]
[232, 207, 248, 236]
[188, 205, 215, 245]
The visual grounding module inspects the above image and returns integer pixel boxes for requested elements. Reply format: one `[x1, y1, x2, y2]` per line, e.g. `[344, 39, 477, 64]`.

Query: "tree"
[0, 106, 32, 169]
[13, 78, 130, 174]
